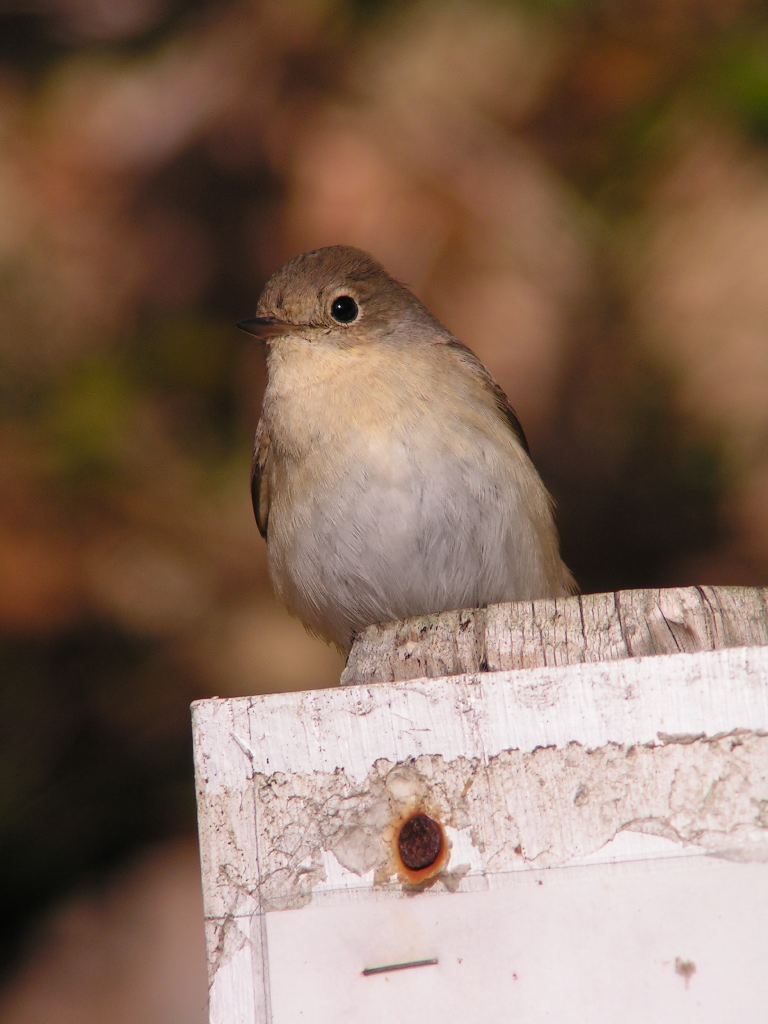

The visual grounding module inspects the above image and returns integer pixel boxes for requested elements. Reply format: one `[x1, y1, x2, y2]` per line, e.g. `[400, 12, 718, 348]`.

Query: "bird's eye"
[330, 295, 358, 324]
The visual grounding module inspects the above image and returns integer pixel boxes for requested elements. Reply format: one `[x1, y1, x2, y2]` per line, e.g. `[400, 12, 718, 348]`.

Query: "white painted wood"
[193, 643, 768, 1023]
[193, 699, 269, 1023]
[266, 859, 768, 1024]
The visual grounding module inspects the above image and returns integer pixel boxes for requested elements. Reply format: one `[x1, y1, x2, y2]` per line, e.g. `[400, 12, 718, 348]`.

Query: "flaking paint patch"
[206, 914, 249, 986]
[250, 732, 768, 911]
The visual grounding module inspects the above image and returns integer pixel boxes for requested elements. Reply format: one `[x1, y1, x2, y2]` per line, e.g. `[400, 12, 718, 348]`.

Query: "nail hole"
[398, 813, 443, 871]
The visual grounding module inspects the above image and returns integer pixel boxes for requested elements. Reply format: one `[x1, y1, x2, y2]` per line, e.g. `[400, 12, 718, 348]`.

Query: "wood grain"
[342, 585, 768, 685]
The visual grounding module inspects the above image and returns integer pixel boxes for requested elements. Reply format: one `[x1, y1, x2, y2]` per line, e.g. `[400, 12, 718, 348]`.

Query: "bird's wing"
[445, 339, 530, 454]
[488, 379, 529, 454]
[251, 421, 271, 539]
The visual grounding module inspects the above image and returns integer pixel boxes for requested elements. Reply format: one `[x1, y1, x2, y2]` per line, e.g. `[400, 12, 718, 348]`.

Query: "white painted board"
[267, 859, 766, 1023]
[193, 645, 768, 1023]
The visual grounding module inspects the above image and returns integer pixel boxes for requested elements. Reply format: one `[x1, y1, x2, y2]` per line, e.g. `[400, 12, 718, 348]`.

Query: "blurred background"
[1, 0, 767, 1019]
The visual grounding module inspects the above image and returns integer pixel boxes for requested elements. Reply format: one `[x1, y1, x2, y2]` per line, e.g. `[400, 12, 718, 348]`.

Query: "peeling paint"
[193, 641, 768, 1023]
[205, 915, 249, 986]
[249, 731, 768, 911]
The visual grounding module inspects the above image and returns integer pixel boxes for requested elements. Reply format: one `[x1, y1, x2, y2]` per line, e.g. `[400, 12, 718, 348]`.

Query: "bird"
[239, 245, 576, 652]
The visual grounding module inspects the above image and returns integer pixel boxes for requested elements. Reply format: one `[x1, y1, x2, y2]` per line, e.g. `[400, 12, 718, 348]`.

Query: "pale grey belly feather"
[268, 445, 552, 648]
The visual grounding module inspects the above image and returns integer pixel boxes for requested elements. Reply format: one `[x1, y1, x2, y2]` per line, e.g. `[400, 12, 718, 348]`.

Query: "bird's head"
[238, 245, 439, 350]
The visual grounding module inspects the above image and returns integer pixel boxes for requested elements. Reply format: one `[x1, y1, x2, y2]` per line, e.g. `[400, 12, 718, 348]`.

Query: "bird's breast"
[259, 341, 565, 647]
[263, 339, 449, 461]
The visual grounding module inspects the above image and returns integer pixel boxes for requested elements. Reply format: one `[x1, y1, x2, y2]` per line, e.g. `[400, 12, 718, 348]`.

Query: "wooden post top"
[342, 585, 768, 685]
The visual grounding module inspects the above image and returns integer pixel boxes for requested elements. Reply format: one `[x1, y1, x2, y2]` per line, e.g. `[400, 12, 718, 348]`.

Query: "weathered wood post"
[193, 586, 768, 1023]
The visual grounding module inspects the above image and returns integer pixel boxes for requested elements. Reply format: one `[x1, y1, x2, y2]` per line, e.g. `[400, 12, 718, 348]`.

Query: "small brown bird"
[239, 246, 575, 651]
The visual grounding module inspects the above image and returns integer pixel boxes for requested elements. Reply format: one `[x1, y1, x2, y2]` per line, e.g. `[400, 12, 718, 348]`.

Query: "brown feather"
[251, 423, 271, 539]
[444, 339, 530, 454]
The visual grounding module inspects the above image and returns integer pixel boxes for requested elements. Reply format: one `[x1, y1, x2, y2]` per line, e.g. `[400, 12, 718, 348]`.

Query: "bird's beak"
[236, 316, 289, 340]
